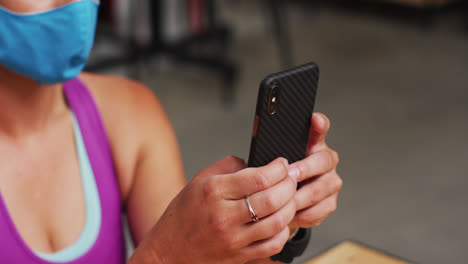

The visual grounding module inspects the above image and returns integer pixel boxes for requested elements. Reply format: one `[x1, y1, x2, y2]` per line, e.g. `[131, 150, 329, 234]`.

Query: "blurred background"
[87, 0, 468, 263]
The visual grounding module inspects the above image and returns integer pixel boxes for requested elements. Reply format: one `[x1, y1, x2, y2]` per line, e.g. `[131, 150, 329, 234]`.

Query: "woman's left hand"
[288, 113, 342, 230]
[245, 114, 341, 264]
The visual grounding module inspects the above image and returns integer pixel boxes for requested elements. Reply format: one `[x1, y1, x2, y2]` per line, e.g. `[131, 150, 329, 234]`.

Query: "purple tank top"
[0, 78, 126, 263]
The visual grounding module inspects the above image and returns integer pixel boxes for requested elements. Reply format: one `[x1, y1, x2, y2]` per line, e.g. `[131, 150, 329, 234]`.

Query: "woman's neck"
[0, 66, 68, 139]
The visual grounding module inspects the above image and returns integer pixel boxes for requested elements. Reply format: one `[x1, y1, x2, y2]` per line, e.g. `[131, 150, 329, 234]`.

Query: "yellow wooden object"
[305, 241, 409, 264]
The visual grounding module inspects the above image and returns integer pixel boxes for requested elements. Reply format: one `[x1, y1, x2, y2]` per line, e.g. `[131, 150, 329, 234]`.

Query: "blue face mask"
[0, 0, 99, 85]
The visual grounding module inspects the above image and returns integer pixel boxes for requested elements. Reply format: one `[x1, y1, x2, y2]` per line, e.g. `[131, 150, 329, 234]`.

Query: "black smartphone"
[248, 62, 319, 168]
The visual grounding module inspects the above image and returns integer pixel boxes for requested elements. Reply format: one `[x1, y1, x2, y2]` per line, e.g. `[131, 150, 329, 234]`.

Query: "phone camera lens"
[270, 102, 277, 113]
[268, 84, 279, 115]
[272, 84, 278, 94]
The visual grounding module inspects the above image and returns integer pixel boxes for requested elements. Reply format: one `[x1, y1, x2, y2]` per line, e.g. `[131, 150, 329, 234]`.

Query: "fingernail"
[315, 114, 324, 127]
[281, 158, 289, 167]
[288, 167, 300, 182]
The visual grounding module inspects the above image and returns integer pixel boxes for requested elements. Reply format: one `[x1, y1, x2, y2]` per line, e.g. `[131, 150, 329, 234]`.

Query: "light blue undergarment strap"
[34, 113, 102, 262]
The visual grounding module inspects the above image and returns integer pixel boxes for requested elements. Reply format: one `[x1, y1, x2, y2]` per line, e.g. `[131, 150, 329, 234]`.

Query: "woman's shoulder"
[78, 72, 157, 111]
[78, 72, 167, 136]
[78, 72, 171, 200]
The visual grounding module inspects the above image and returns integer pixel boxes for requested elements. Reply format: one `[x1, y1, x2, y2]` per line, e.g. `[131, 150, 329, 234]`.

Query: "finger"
[289, 149, 339, 183]
[293, 193, 338, 228]
[307, 113, 330, 155]
[231, 173, 296, 224]
[242, 226, 290, 260]
[195, 155, 247, 180]
[220, 158, 289, 200]
[294, 171, 342, 211]
[241, 198, 296, 244]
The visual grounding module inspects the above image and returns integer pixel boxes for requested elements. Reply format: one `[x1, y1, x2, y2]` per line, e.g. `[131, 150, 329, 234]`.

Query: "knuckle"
[253, 169, 269, 191]
[223, 234, 242, 252]
[335, 175, 343, 191]
[287, 200, 297, 219]
[311, 219, 324, 227]
[283, 206, 297, 225]
[306, 214, 323, 227]
[295, 212, 307, 225]
[297, 211, 320, 227]
[202, 178, 221, 201]
[333, 150, 340, 165]
[278, 161, 288, 177]
[301, 214, 313, 226]
[224, 155, 245, 170]
[323, 114, 331, 130]
[224, 155, 237, 162]
[287, 176, 298, 192]
[298, 162, 309, 178]
[314, 152, 331, 172]
[272, 214, 287, 234]
[282, 179, 297, 201]
[263, 193, 277, 212]
[326, 150, 335, 169]
[310, 185, 323, 205]
[192, 171, 207, 182]
[269, 239, 285, 255]
[279, 157, 288, 165]
[328, 200, 337, 215]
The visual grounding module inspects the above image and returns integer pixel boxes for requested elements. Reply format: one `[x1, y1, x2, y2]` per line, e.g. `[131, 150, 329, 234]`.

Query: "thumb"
[195, 156, 247, 179]
[307, 113, 330, 155]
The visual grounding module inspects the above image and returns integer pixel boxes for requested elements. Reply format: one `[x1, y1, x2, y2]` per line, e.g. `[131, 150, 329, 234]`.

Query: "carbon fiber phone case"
[248, 62, 319, 167]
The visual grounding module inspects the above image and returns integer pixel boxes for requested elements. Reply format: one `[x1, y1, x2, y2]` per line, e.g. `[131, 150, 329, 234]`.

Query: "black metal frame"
[86, 0, 299, 104]
[86, 0, 238, 103]
[267, 0, 294, 68]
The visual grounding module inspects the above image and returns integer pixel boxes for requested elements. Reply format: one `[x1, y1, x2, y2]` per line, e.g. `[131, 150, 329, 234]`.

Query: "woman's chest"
[0, 134, 86, 254]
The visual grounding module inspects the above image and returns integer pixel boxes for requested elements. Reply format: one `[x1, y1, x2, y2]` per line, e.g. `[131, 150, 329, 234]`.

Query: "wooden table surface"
[305, 241, 410, 264]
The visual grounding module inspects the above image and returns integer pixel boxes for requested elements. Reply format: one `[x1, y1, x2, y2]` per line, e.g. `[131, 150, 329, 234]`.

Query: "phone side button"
[253, 115, 260, 138]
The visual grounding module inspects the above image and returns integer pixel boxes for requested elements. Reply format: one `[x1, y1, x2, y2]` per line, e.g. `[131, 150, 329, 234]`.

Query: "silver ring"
[245, 195, 259, 222]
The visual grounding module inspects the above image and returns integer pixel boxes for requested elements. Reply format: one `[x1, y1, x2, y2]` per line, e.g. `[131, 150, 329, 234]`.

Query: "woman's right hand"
[129, 156, 297, 264]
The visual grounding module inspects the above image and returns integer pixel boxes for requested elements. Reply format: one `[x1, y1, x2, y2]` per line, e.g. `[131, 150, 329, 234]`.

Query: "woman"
[0, 0, 342, 263]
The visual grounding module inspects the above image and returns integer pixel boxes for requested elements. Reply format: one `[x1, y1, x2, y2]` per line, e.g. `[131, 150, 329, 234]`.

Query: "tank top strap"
[63, 78, 117, 193]
[62, 77, 126, 264]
